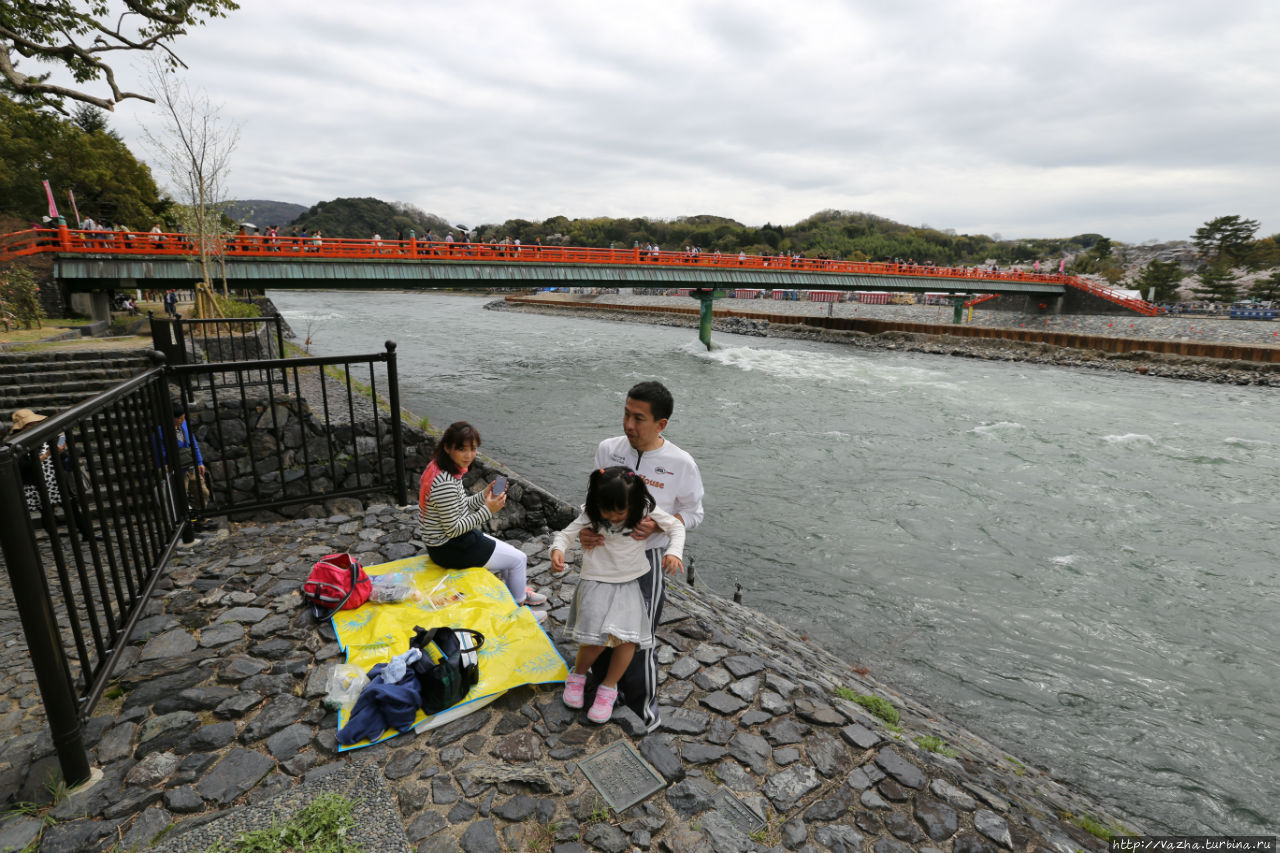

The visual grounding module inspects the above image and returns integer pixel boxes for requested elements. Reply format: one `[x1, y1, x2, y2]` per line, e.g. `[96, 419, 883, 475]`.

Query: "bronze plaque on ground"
[714, 789, 767, 834]
[578, 740, 666, 813]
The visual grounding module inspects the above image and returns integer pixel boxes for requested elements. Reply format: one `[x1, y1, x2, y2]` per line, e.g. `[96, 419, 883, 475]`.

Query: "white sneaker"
[524, 587, 549, 606]
[529, 608, 548, 624]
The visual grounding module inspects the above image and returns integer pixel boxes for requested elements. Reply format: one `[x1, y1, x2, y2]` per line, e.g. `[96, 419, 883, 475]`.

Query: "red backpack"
[302, 553, 373, 619]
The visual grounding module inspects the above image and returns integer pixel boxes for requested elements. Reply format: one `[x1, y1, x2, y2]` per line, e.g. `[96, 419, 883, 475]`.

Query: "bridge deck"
[0, 227, 1157, 314]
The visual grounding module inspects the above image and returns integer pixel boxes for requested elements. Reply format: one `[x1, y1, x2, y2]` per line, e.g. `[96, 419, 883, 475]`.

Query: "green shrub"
[0, 264, 45, 329]
[214, 295, 262, 318]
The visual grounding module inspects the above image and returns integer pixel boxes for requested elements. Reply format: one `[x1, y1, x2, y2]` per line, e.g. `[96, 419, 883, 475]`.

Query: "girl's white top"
[551, 506, 685, 584]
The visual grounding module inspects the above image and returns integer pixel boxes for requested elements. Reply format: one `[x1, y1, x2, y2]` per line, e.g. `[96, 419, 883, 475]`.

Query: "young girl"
[551, 466, 685, 723]
[418, 421, 547, 621]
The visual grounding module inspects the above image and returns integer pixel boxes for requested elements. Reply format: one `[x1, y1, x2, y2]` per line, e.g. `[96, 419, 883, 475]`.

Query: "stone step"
[0, 349, 151, 367]
[0, 367, 147, 387]
[0, 376, 128, 399]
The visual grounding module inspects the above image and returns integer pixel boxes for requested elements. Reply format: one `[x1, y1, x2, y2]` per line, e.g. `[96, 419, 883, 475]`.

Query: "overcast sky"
[93, 0, 1279, 243]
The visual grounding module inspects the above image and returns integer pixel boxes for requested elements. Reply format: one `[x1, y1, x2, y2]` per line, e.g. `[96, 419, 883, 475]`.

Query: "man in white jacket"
[581, 380, 705, 730]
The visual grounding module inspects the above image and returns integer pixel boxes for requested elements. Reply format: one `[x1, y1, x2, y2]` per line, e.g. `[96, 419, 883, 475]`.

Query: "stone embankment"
[0, 465, 1140, 853]
[490, 294, 1280, 386]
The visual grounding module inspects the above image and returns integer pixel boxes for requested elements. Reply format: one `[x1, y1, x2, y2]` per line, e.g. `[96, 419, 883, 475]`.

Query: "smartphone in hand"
[492, 475, 508, 496]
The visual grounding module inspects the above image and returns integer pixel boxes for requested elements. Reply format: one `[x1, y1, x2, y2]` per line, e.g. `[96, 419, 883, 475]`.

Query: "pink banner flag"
[1059, 258, 1065, 273]
[68, 189, 81, 227]
[42, 180, 59, 219]
[1034, 260, 1040, 272]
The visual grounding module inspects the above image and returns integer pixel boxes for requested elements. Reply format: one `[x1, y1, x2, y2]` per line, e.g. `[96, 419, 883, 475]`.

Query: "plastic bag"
[323, 663, 370, 712]
[423, 577, 466, 610]
[369, 572, 417, 603]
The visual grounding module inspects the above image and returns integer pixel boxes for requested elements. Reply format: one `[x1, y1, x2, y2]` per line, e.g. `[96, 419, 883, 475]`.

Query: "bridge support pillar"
[88, 291, 112, 324]
[695, 288, 717, 350]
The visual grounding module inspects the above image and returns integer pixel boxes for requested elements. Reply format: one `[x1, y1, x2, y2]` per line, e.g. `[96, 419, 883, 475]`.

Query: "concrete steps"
[0, 349, 155, 423]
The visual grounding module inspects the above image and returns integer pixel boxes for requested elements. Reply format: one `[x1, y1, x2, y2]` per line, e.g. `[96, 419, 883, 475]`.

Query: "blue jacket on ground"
[336, 663, 422, 745]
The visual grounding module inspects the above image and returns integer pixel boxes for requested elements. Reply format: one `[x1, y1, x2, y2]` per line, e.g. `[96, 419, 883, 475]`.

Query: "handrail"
[0, 226, 1165, 314]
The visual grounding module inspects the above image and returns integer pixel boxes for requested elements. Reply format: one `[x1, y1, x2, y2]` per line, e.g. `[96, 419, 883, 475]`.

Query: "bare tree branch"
[142, 56, 240, 316]
[0, 0, 237, 109]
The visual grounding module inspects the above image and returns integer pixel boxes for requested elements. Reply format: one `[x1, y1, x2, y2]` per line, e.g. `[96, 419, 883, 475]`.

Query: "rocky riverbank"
[0, 484, 1142, 852]
[489, 294, 1280, 386]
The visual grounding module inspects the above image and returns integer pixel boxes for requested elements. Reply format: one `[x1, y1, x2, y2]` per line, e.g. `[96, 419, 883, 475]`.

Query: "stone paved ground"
[0, 502, 1139, 852]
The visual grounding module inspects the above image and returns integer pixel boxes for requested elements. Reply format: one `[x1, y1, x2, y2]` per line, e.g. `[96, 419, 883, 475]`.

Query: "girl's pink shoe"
[562, 673, 586, 709]
[587, 684, 618, 724]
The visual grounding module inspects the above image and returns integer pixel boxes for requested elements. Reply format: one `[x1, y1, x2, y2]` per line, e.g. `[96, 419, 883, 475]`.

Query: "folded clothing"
[336, 662, 422, 745]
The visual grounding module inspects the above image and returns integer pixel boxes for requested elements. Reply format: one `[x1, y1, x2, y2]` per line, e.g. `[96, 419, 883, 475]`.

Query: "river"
[271, 290, 1279, 833]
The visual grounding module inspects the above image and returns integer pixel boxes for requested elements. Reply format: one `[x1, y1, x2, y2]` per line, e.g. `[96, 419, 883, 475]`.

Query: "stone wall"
[187, 395, 576, 531]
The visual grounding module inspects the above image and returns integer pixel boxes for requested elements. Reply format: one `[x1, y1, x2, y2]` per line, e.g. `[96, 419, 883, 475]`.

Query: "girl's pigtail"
[584, 468, 603, 530]
[626, 468, 655, 529]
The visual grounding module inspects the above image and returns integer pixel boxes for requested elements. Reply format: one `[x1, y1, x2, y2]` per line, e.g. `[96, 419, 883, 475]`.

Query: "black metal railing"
[0, 363, 187, 785]
[150, 314, 289, 394]
[169, 341, 406, 517]
[1, 340, 406, 787]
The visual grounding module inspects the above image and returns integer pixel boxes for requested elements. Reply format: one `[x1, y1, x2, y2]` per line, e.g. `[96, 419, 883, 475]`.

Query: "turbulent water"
[273, 290, 1279, 833]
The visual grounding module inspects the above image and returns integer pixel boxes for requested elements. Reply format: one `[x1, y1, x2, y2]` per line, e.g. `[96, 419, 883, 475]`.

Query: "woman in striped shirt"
[418, 422, 548, 622]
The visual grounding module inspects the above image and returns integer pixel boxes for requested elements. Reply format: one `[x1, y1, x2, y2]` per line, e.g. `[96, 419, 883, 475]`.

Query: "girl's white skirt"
[564, 578, 655, 649]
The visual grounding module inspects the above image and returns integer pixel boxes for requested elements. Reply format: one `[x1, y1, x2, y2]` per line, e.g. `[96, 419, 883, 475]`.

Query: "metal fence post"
[274, 314, 289, 393]
[0, 447, 91, 787]
[385, 341, 407, 506]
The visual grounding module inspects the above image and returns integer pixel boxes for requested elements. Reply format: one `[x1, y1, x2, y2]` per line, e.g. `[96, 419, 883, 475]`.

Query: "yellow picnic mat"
[330, 555, 568, 750]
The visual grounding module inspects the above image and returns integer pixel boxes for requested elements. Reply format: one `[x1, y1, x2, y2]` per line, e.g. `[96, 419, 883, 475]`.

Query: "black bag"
[408, 625, 484, 715]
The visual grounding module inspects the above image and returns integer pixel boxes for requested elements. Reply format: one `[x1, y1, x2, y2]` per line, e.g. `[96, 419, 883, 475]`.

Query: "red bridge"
[0, 225, 1161, 317]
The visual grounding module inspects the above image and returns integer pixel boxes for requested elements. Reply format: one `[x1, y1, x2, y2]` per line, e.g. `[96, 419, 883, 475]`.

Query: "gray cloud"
[93, 0, 1280, 242]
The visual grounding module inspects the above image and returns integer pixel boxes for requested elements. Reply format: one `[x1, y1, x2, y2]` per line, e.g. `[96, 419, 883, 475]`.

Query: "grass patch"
[834, 687, 901, 728]
[746, 808, 782, 845]
[913, 734, 959, 758]
[0, 321, 88, 344]
[524, 820, 560, 853]
[204, 792, 364, 853]
[1060, 810, 1129, 842]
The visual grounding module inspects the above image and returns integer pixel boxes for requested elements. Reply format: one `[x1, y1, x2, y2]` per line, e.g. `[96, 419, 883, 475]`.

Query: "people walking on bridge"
[417, 421, 548, 623]
[579, 381, 704, 731]
[552, 466, 684, 723]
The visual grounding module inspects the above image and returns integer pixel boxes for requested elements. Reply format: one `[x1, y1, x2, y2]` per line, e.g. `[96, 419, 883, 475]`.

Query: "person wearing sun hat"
[9, 408, 93, 538]
[9, 408, 47, 437]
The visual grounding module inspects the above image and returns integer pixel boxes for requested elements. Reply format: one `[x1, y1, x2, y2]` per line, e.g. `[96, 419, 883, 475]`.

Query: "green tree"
[0, 93, 166, 225]
[1190, 263, 1239, 303]
[294, 197, 452, 239]
[1192, 215, 1260, 267]
[1, 0, 240, 110]
[1133, 259, 1186, 302]
[1247, 269, 1280, 303]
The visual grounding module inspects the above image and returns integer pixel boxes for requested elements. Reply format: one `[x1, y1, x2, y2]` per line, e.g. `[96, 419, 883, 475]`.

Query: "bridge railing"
[4, 225, 1085, 287]
[4, 225, 1165, 314]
